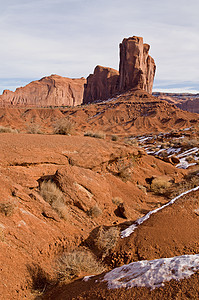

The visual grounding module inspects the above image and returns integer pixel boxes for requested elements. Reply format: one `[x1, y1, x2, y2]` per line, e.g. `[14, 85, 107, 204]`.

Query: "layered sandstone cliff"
[0, 75, 86, 107]
[83, 36, 156, 103]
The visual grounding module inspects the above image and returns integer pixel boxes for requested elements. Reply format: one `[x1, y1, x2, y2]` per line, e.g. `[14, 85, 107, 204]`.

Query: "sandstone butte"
[0, 36, 156, 107]
[83, 36, 156, 103]
[0, 75, 86, 107]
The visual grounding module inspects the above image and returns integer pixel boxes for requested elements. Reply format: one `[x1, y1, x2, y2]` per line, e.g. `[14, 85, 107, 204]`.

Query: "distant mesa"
[0, 75, 86, 107]
[0, 36, 156, 107]
[83, 36, 156, 104]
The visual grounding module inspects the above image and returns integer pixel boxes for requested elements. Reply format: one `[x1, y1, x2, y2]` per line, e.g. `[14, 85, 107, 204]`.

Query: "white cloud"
[0, 0, 199, 93]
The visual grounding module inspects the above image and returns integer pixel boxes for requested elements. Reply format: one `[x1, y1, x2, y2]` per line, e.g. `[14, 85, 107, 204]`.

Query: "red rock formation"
[119, 36, 156, 94]
[0, 75, 86, 107]
[83, 65, 119, 104]
[83, 36, 156, 103]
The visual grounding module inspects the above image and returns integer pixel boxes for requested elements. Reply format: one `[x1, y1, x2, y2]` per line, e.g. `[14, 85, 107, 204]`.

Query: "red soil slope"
[0, 133, 187, 299]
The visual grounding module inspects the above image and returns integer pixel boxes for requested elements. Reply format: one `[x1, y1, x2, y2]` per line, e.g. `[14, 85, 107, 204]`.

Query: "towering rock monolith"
[119, 36, 156, 94]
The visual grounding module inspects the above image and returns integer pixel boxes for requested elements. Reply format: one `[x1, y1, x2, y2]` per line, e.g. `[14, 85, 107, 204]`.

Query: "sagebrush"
[57, 249, 105, 280]
[40, 181, 68, 220]
[53, 118, 75, 135]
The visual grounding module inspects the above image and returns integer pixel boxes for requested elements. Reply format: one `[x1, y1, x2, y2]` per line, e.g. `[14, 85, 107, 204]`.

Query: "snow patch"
[102, 255, 199, 290]
[83, 275, 95, 282]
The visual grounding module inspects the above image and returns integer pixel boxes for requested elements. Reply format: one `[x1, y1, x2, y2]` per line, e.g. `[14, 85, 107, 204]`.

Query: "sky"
[0, 0, 199, 94]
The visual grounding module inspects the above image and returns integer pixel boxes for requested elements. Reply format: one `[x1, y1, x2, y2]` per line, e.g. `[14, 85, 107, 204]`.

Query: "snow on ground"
[121, 185, 199, 238]
[88, 112, 103, 119]
[102, 254, 199, 290]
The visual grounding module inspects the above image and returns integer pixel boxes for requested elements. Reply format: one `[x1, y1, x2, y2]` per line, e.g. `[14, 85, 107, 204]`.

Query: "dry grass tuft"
[0, 126, 18, 133]
[112, 197, 123, 206]
[117, 161, 133, 182]
[40, 181, 68, 220]
[0, 201, 15, 216]
[27, 123, 43, 134]
[53, 118, 75, 135]
[84, 131, 106, 139]
[150, 178, 172, 195]
[111, 135, 119, 141]
[57, 250, 105, 280]
[87, 205, 102, 218]
[91, 226, 120, 259]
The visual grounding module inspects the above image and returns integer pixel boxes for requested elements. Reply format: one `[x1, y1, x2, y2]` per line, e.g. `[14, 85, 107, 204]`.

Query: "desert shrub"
[57, 250, 105, 280]
[27, 264, 53, 294]
[150, 178, 172, 195]
[84, 131, 93, 137]
[27, 123, 42, 134]
[117, 160, 133, 182]
[112, 197, 123, 206]
[0, 227, 5, 241]
[53, 118, 75, 135]
[90, 226, 120, 259]
[92, 132, 106, 139]
[87, 205, 102, 218]
[111, 135, 119, 142]
[0, 201, 15, 216]
[185, 156, 195, 163]
[0, 126, 18, 133]
[137, 184, 147, 194]
[84, 131, 106, 139]
[124, 138, 138, 146]
[40, 181, 67, 220]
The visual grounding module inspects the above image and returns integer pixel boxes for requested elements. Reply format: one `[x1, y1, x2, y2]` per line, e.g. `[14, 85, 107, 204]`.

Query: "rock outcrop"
[83, 65, 119, 103]
[119, 36, 156, 94]
[83, 36, 156, 103]
[153, 92, 199, 114]
[0, 75, 86, 107]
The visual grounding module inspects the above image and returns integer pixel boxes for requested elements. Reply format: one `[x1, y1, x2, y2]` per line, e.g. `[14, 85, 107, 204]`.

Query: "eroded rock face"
[153, 92, 199, 114]
[0, 75, 86, 107]
[83, 36, 156, 103]
[83, 65, 119, 104]
[119, 36, 156, 94]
